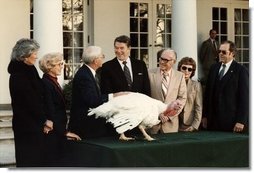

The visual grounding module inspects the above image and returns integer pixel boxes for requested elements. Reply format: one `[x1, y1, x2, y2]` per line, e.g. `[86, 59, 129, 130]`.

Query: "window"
[129, 1, 172, 68]
[234, 8, 249, 70]
[155, 3, 172, 65]
[130, 2, 149, 66]
[30, 0, 34, 38]
[212, 7, 228, 43]
[63, 0, 84, 80]
[30, 0, 84, 80]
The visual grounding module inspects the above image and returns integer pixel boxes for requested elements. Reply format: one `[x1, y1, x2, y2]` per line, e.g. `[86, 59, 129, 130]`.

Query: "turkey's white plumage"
[88, 92, 167, 138]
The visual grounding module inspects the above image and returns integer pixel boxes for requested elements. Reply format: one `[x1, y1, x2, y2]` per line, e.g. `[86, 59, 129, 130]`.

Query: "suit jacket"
[199, 38, 219, 83]
[179, 79, 202, 130]
[100, 57, 151, 96]
[203, 60, 249, 131]
[68, 64, 112, 139]
[42, 74, 67, 136]
[148, 68, 187, 133]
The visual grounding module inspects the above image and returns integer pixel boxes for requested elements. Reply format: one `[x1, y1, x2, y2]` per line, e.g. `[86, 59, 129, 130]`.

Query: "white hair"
[82, 46, 102, 64]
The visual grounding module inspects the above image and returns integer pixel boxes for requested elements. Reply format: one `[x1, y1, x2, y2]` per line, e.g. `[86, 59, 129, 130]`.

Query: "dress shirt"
[118, 57, 133, 81]
[218, 59, 233, 76]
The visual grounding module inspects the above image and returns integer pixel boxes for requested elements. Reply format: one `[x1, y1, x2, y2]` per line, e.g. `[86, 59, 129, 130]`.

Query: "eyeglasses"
[181, 66, 193, 72]
[218, 50, 228, 55]
[159, 57, 174, 63]
[55, 62, 64, 66]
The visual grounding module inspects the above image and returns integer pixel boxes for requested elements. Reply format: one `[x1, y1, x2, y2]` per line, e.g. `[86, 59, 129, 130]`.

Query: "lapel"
[210, 63, 221, 85]
[82, 64, 101, 94]
[112, 57, 126, 80]
[219, 60, 237, 87]
[209, 39, 218, 53]
[130, 58, 136, 83]
[166, 69, 176, 97]
[187, 79, 192, 94]
[155, 68, 164, 99]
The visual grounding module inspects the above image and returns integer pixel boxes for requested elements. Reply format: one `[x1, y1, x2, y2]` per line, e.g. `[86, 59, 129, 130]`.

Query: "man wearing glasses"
[202, 40, 249, 133]
[148, 48, 187, 134]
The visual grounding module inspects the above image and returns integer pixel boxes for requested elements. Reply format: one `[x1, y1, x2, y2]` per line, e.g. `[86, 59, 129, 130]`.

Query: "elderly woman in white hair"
[39, 52, 81, 166]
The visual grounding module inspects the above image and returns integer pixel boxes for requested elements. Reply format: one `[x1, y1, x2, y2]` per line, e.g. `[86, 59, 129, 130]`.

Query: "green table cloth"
[61, 131, 249, 167]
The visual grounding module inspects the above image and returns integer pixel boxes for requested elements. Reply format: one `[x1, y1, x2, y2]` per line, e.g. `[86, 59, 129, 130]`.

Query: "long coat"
[8, 60, 47, 167]
[42, 74, 67, 166]
[203, 60, 249, 131]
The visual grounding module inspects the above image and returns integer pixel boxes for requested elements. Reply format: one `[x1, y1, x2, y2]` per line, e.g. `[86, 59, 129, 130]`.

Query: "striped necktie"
[123, 61, 132, 89]
[162, 72, 169, 99]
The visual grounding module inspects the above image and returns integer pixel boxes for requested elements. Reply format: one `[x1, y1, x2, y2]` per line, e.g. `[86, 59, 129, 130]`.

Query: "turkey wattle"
[88, 92, 181, 141]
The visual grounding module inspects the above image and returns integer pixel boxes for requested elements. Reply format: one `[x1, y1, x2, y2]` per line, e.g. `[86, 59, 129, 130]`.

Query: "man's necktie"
[162, 72, 169, 99]
[95, 73, 101, 91]
[219, 64, 226, 80]
[213, 40, 217, 50]
[123, 61, 132, 88]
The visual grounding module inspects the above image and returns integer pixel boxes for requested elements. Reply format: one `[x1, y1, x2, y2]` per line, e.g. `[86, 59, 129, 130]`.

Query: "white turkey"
[88, 92, 181, 141]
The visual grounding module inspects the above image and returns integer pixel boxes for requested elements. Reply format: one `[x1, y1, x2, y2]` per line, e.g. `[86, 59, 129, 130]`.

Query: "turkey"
[88, 92, 181, 141]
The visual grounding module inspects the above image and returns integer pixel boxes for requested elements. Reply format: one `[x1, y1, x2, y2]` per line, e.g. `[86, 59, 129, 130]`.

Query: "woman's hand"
[66, 131, 81, 140]
[43, 120, 53, 134]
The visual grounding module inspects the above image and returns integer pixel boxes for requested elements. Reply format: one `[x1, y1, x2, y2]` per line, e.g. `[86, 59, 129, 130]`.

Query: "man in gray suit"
[148, 49, 187, 133]
[199, 29, 219, 87]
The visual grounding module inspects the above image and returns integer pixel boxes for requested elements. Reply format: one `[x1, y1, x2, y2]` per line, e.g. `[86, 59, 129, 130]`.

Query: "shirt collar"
[117, 57, 131, 65]
[222, 59, 233, 68]
[160, 68, 172, 76]
[85, 64, 96, 77]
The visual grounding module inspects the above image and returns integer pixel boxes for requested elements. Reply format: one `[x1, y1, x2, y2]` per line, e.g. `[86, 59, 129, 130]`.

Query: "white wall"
[93, 0, 129, 62]
[0, 0, 30, 104]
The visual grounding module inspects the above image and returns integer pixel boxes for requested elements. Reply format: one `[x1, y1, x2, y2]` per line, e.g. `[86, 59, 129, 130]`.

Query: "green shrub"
[63, 80, 73, 110]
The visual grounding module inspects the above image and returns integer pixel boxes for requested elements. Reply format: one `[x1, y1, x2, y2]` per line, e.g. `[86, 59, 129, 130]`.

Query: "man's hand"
[113, 91, 130, 97]
[233, 123, 244, 133]
[159, 114, 169, 123]
[201, 117, 207, 129]
[43, 120, 53, 134]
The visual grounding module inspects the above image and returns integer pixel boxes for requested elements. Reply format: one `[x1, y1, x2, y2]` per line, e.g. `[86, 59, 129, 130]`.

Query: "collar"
[222, 59, 233, 68]
[160, 68, 172, 76]
[85, 64, 96, 77]
[117, 57, 131, 65]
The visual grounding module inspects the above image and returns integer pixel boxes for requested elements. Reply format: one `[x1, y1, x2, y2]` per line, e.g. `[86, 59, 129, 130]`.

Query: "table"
[61, 131, 249, 167]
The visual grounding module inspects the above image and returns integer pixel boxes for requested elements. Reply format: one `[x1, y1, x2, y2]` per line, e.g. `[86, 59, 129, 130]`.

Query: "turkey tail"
[107, 113, 141, 134]
[87, 102, 117, 119]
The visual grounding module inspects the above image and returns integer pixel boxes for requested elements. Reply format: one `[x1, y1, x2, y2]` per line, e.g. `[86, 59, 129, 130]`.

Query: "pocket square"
[138, 73, 143, 75]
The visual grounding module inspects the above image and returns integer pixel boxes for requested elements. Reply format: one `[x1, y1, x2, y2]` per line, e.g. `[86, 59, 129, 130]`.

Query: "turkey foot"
[119, 133, 135, 141]
[138, 125, 155, 141]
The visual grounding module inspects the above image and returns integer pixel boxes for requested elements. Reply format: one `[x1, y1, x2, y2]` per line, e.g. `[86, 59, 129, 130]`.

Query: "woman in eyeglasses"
[39, 52, 81, 166]
[177, 57, 202, 132]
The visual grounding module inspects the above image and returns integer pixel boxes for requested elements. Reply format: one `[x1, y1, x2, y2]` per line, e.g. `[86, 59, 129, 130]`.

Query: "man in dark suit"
[202, 40, 249, 133]
[68, 46, 124, 139]
[100, 35, 151, 137]
[100, 35, 151, 96]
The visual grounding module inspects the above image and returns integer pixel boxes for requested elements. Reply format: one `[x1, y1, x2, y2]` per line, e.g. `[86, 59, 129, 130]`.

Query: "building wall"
[0, 0, 249, 105]
[0, 0, 30, 104]
[93, 0, 129, 62]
